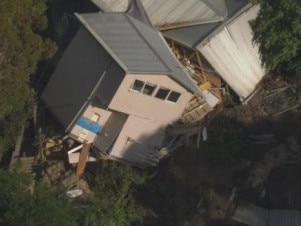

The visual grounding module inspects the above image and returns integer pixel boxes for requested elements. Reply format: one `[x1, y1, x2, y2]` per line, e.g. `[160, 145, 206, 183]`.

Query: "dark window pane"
[143, 83, 156, 95]
[131, 80, 144, 92]
[167, 91, 181, 103]
[155, 88, 170, 100]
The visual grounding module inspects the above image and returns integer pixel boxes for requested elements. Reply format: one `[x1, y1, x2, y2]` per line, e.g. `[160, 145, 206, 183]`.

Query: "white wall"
[109, 114, 166, 165]
[109, 73, 193, 123]
[70, 105, 112, 143]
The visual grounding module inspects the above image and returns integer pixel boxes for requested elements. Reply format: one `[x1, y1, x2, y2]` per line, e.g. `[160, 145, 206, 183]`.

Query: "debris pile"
[247, 134, 301, 191]
[262, 87, 299, 116]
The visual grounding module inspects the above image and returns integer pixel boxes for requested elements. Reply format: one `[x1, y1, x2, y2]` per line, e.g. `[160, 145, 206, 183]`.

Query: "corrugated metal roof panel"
[232, 203, 268, 226]
[91, 0, 228, 29]
[77, 13, 170, 73]
[233, 203, 301, 226]
[197, 5, 265, 101]
[162, 0, 250, 48]
[41, 27, 116, 129]
[269, 210, 301, 226]
[77, 12, 201, 94]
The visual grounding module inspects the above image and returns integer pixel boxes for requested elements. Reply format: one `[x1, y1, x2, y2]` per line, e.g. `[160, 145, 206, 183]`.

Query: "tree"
[0, 0, 56, 157]
[83, 161, 149, 226]
[0, 169, 78, 226]
[250, 0, 301, 80]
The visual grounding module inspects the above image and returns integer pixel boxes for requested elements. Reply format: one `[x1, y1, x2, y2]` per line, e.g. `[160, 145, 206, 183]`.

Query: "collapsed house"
[91, 0, 265, 103]
[42, 12, 219, 167]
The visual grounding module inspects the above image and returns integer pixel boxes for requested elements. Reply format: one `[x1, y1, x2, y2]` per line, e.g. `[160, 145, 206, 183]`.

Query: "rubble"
[262, 87, 299, 116]
[247, 135, 301, 189]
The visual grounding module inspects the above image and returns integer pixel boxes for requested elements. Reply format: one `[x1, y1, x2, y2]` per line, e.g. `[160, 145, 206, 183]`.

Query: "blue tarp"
[76, 117, 102, 134]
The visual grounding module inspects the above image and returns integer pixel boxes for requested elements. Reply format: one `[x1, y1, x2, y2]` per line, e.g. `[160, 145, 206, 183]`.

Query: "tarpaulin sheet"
[76, 117, 101, 134]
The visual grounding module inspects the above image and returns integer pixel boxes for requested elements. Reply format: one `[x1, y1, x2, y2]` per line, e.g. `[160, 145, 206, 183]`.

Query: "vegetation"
[250, 0, 301, 80]
[0, 169, 78, 226]
[0, 161, 149, 226]
[83, 161, 149, 226]
[0, 0, 56, 157]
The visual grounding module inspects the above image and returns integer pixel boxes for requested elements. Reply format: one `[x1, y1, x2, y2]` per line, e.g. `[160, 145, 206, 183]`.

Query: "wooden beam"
[76, 142, 91, 177]
[196, 51, 206, 82]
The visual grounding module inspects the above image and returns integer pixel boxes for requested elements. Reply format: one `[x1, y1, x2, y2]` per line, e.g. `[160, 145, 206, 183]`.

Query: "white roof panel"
[91, 0, 228, 29]
[197, 6, 265, 101]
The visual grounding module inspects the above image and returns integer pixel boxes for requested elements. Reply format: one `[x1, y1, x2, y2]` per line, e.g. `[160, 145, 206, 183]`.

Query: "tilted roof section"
[162, 0, 250, 47]
[91, 0, 228, 29]
[76, 13, 201, 94]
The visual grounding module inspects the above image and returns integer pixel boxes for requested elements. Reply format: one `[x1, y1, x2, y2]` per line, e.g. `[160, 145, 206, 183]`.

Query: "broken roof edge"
[156, 32, 203, 95]
[125, 14, 202, 95]
[75, 12, 129, 73]
[157, 17, 226, 31]
[195, 2, 253, 49]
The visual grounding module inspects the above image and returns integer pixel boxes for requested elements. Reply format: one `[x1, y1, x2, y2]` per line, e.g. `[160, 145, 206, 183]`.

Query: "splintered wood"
[181, 95, 212, 124]
[168, 39, 222, 100]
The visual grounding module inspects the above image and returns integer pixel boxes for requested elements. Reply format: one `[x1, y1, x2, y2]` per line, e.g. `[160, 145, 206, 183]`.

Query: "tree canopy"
[0, 169, 79, 226]
[250, 0, 301, 80]
[0, 161, 149, 226]
[83, 161, 149, 226]
[0, 0, 56, 157]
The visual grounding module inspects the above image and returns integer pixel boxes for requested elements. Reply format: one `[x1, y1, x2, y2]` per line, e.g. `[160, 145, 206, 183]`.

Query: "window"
[155, 88, 181, 103]
[131, 80, 144, 92]
[130, 79, 156, 96]
[142, 83, 156, 95]
[130, 80, 181, 103]
[155, 88, 170, 100]
[167, 91, 181, 103]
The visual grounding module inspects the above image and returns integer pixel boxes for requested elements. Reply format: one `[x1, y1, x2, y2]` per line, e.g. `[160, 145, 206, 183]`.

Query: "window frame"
[130, 79, 144, 93]
[129, 79, 157, 96]
[155, 87, 181, 103]
[166, 90, 181, 103]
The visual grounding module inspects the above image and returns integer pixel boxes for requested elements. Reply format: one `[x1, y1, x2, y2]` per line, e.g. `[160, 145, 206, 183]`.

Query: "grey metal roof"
[41, 27, 123, 130]
[91, 0, 228, 29]
[269, 210, 301, 226]
[162, 0, 250, 48]
[76, 12, 201, 94]
[163, 22, 220, 48]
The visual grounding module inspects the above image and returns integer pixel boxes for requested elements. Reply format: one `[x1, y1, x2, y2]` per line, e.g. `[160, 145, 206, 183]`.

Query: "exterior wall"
[70, 105, 112, 143]
[109, 114, 166, 165]
[197, 5, 264, 102]
[109, 73, 193, 124]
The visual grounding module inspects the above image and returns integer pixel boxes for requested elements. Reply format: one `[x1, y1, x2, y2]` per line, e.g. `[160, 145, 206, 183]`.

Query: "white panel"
[91, 0, 227, 28]
[109, 115, 166, 165]
[198, 6, 265, 101]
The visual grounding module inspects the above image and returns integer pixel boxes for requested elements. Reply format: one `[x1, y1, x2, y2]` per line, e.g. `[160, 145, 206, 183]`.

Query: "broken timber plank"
[76, 142, 92, 177]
